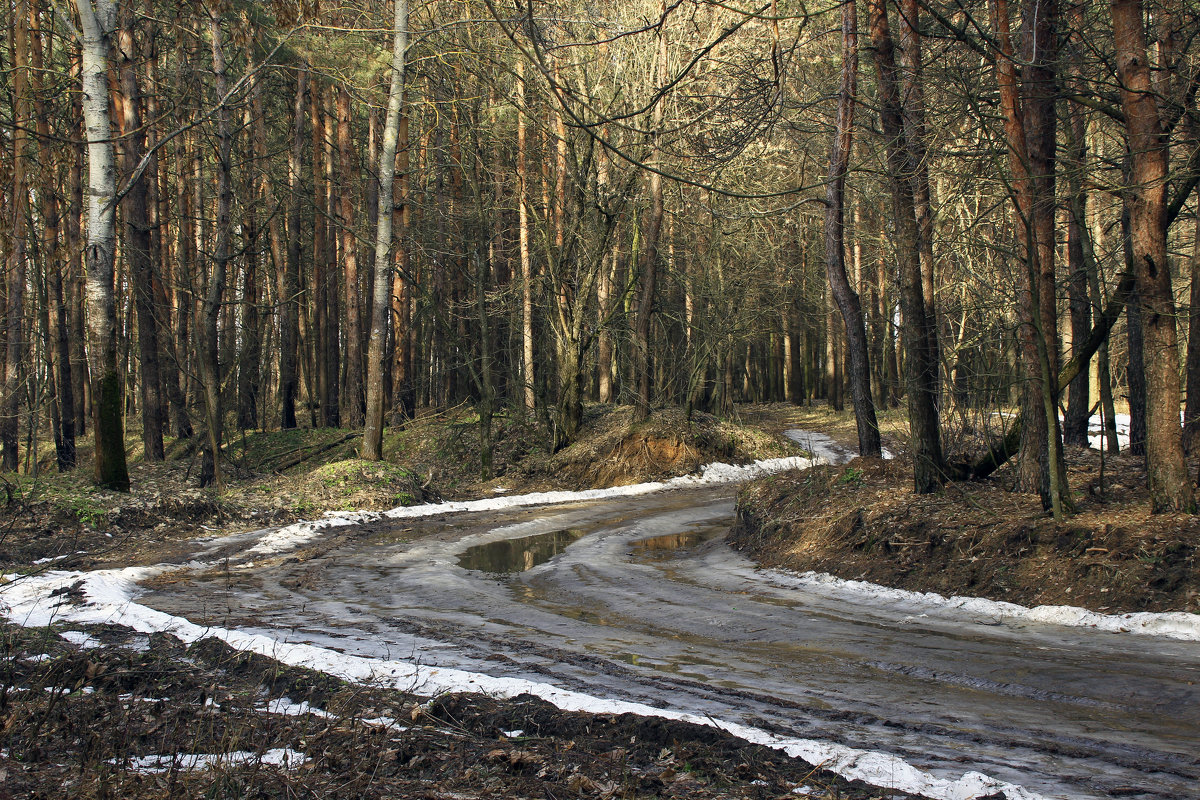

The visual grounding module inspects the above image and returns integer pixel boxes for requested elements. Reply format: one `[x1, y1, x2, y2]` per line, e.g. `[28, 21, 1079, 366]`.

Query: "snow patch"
[59, 630, 101, 649]
[112, 747, 307, 774]
[0, 568, 1044, 800]
[768, 570, 1200, 641]
[259, 697, 334, 719]
[782, 430, 892, 463]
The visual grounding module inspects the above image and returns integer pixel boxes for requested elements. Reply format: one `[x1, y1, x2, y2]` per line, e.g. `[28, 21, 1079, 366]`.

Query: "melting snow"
[3, 432, 1190, 800]
[766, 570, 1200, 642]
[1, 567, 1045, 800]
[112, 747, 307, 774]
[259, 697, 334, 719]
[59, 630, 101, 649]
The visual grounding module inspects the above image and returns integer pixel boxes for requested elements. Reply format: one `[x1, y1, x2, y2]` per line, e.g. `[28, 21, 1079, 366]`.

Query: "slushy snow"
[766, 570, 1200, 641]
[0, 566, 1044, 800]
[112, 747, 307, 774]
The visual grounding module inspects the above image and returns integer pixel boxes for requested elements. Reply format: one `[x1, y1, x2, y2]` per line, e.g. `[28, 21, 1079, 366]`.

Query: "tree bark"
[67, 60, 91, 437]
[825, 0, 881, 457]
[363, 0, 408, 460]
[199, 7, 231, 489]
[1185, 199, 1200, 451]
[1112, 0, 1191, 511]
[281, 67, 307, 429]
[116, 9, 165, 461]
[337, 85, 365, 428]
[392, 114, 416, 420]
[1063, 9, 1091, 448]
[516, 62, 536, 414]
[3, 0, 31, 472]
[868, 0, 945, 492]
[897, 0, 938, 387]
[992, 0, 1068, 512]
[633, 11, 669, 422]
[75, 0, 129, 490]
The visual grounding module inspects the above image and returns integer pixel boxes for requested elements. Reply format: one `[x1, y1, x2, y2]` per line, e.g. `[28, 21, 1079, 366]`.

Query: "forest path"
[138, 432, 1199, 800]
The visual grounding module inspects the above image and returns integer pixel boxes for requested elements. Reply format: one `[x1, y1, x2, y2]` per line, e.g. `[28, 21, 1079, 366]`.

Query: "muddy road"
[140, 442, 1199, 800]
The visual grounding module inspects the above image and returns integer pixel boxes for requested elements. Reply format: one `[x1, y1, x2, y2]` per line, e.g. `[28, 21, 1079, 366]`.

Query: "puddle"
[458, 529, 586, 575]
[630, 530, 712, 560]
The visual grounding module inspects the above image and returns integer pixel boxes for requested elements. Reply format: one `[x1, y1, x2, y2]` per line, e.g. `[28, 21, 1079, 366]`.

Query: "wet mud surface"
[3, 624, 897, 799]
[138, 479, 1200, 800]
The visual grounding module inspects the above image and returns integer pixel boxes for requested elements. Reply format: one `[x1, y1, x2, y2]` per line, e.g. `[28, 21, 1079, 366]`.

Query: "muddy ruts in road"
[142, 480, 1200, 799]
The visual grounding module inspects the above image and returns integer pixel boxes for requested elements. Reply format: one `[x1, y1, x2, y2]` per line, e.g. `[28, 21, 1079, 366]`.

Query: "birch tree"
[73, 0, 130, 490]
[363, 0, 409, 460]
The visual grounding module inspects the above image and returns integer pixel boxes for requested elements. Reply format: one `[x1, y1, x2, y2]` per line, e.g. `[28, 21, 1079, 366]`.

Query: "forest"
[2, 0, 1199, 518]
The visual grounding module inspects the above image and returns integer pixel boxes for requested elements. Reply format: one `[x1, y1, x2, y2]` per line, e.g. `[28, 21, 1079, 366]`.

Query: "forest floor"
[732, 404, 1200, 616]
[2, 404, 918, 800]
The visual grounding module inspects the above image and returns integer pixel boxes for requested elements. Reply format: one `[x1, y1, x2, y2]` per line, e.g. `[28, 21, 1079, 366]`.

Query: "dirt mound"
[732, 451, 1200, 614]
[530, 406, 798, 489]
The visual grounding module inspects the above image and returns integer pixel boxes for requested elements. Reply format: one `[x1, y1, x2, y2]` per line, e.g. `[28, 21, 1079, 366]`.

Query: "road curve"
[140, 435, 1199, 800]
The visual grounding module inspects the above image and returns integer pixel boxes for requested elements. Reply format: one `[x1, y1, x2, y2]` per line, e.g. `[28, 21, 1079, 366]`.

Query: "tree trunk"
[867, 0, 945, 492]
[199, 8, 231, 489]
[392, 114, 416, 420]
[633, 11, 669, 422]
[67, 63, 90, 437]
[363, 0, 408, 460]
[75, 0, 129, 490]
[337, 85, 365, 428]
[311, 80, 330, 427]
[1112, 0, 1191, 511]
[1063, 13, 1091, 448]
[897, 0, 939, 390]
[1185, 200, 1200, 451]
[116, 10, 164, 461]
[29, 9, 75, 470]
[992, 0, 1069, 512]
[517, 62, 536, 414]
[3, 0, 31, 472]
[280, 68, 306, 429]
[825, 0, 881, 457]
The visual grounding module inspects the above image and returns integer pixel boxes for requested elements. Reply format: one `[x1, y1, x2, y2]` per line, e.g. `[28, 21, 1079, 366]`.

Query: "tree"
[824, 0, 881, 458]
[1111, 0, 1193, 512]
[73, 0, 130, 490]
[868, 0, 946, 492]
[364, 0, 409, 461]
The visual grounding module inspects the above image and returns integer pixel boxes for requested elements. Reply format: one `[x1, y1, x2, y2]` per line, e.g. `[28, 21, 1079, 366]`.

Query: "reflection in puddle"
[458, 529, 586, 574]
[631, 530, 709, 559]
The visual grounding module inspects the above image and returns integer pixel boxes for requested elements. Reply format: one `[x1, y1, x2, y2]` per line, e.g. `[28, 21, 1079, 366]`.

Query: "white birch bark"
[74, 0, 129, 490]
[363, 0, 409, 459]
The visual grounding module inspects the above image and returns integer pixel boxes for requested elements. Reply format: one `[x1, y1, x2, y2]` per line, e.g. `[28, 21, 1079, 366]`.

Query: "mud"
[0, 623, 911, 800]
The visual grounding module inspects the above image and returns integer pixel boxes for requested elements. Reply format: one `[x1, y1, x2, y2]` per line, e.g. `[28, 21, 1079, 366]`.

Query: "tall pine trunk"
[116, 10, 164, 461]
[199, 8, 232, 488]
[281, 67, 307, 429]
[1112, 0, 1193, 511]
[337, 85, 365, 428]
[3, 0, 30, 472]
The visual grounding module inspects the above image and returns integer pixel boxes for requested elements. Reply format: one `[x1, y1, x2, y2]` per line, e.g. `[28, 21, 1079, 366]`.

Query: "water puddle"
[458, 529, 586, 575]
[630, 529, 713, 560]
